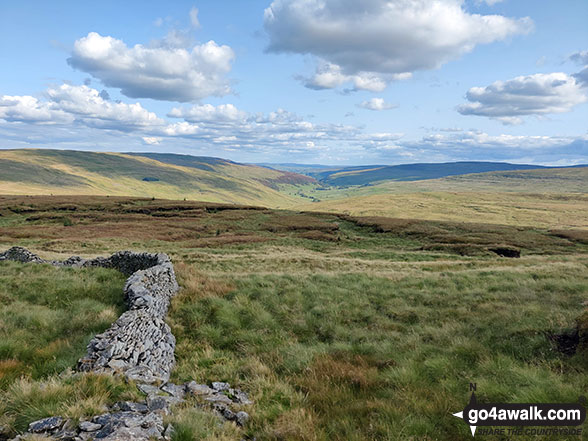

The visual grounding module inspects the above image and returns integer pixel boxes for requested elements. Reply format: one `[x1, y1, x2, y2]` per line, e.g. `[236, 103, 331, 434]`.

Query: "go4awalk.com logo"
[452, 384, 586, 437]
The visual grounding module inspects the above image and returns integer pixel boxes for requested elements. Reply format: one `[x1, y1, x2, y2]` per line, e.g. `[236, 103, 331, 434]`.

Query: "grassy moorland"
[0, 149, 314, 207]
[296, 167, 588, 229]
[0, 260, 142, 433]
[0, 195, 586, 441]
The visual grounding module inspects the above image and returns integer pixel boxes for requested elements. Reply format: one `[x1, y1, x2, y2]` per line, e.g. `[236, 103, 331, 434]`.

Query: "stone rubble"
[10, 380, 251, 441]
[0, 247, 252, 441]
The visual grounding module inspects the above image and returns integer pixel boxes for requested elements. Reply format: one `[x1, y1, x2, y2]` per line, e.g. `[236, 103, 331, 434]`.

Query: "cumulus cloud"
[458, 72, 587, 124]
[168, 103, 247, 123]
[3, 85, 586, 164]
[264, 0, 532, 91]
[301, 61, 410, 91]
[358, 98, 397, 111]
[67, 32, 234, 102]
[0, 95, 71, 124]
[421, 131, 588, 163]
[0, 84, 162, 130]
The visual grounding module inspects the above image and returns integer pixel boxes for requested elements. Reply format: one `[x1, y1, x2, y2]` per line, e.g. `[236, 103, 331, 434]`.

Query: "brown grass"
[262, 213, 339, 233]
[175, 262, 235, 301]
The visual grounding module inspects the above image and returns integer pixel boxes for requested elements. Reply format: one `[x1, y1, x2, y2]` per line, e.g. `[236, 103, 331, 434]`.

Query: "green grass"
[0, 260, 141, 434]
[168, 268, 587, 441]
[0, 261, 127, 386]
[0, 196, 586, 440]
[0, 149, 311, 207]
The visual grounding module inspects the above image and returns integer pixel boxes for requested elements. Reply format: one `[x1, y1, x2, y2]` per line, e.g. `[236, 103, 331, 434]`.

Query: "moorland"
[0, 192, 586, 441]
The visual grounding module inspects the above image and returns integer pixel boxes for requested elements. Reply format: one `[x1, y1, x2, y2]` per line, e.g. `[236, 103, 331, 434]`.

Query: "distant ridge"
[300, 161, 585, 186]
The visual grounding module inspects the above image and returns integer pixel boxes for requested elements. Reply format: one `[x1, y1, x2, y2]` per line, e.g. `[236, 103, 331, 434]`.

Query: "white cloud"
[458, 72, 587, 124]
[67, 32, 234, 102]
[47, 84, 163, 129]
[358, 98, 397, 111]
[265, 0, 532, 91]
[168, 103, 247, 123]
[302, 61, 411, 91]
[0, 84, 162, 131]
[569, 50, 588, 87]
[142, 136, 162, 145]
[189, 7, 201, 28]
[3, 85, 587, 165]
[0, 95, 71, 124]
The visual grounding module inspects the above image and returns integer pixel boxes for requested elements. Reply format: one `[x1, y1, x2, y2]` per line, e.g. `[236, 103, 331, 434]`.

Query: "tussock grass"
[1, 196, 586, 440]
[0, 374, 141, 433]
[168, 267, 587, 440]
[0, 261, 140, 435]
[0, 262, 126, 386]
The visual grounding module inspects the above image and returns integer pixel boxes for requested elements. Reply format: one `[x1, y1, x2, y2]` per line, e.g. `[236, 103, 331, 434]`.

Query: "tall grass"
[169, 266, 587, 440]
[1, 197, 586, 440]
[0, 261, 140, 434]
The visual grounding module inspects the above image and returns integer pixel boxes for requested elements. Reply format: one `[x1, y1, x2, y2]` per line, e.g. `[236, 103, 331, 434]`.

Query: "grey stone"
[185, 381, 214, 396]
[124, 366, 166, 385]
[28, 416, 65, 433]
[146, 396, 169, 412]
[54, 430, 78, 441]
[221, 407, 236, 421]
[137, 384, 161, 396]
[232, 389, 253, 405]
[163, 424, 175, 441]
[236, 411, 250, 427]
[147, 395, 183, 413]
[79, 421, 102, 432]
[1, 248, 254, 441]
[106, 359, 127, 371]
[205, 393, 233, 405]
[0, 246, 45, 264]
[211, 381, 230, 392]
[114, 401, 149, 414]
[161, 382, 185, 398]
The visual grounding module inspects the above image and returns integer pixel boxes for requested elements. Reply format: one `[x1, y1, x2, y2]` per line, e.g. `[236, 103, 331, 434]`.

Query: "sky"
[0, 0, 587, 165]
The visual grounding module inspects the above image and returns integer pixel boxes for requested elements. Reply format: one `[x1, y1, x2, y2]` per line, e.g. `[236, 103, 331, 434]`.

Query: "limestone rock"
[78, 421, 101, 432]
[28, 416, 64, 433]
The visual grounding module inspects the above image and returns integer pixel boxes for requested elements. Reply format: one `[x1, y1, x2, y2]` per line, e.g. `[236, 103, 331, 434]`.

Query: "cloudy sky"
[1, 0, 587, 165]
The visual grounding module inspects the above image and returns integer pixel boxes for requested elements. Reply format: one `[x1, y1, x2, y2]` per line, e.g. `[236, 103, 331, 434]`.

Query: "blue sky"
[0, 0, 587, 165]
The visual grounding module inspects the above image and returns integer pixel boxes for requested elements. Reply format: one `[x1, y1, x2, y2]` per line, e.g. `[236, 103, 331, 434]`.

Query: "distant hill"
[255, 163, 337, 174]
[298, 167, 588, 229]
[304, 161, 585, 186]
[0, 149, 315, 206]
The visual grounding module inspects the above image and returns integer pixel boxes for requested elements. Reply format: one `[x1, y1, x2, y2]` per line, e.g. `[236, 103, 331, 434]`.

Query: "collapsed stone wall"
[0, 246, 252, 440]
[0, 246, 178, 383]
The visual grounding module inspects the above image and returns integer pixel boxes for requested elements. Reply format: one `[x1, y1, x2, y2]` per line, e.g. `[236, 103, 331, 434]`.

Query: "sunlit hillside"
[0, 149, 315, 207]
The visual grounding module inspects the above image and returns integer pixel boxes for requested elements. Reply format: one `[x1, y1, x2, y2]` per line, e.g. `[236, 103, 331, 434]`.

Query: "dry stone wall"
[0, 246, 178, 383]
[0, 246, 252, 441]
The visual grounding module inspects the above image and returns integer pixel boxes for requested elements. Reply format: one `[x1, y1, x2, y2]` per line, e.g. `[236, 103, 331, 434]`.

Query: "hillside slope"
[309, 161, 561, 186]
[299, 167, 588, 229]
[0, 149, 314, 206]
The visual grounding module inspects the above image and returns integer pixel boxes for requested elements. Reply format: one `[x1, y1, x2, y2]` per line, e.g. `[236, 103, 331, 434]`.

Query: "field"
[297, 168, 588, 229]
[0, 195, 586, 440]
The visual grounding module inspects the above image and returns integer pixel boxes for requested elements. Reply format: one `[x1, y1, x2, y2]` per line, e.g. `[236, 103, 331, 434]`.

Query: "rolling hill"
[305, 161, 584, 186]
[299, 167, 588, 229]
[0, 149, 316, 207]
